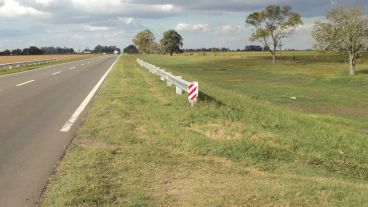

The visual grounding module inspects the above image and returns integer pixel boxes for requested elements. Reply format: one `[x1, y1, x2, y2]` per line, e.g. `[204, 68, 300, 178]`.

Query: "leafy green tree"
[123, 45, 138, 54]
[313, 7, 368, 76]
[246, 5, 302, 64]
[149, 42, 163, 54]
[29, 46, 43, 55]
[160, 30, 183, 56]
[133, 29, 155, 54]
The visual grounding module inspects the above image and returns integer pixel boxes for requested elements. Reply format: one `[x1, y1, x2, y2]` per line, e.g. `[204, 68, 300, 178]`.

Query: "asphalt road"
[0, 55, 119, 207]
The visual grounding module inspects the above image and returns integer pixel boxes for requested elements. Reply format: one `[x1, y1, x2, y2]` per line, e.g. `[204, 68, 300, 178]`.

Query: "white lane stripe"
[52, 71, 61, 75]
[16, 80, 35, 86]
[69, 67, 76, 70]
[60, 55, 120, 132]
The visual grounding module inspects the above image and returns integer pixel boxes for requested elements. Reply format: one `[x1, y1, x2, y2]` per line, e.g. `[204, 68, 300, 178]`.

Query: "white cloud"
[295, 23, 314, 32]
[119, 17, 137, 25]
[35, 0, 55, 7]
[72, 0, 123, 12]
[0, 0, 49, 18]
[221, 24, 240, 33]
[71, 0, 179, 15]
[83, 25, 112, 32]
[175, 23, 211, 32]
[152, 4, 176, 12]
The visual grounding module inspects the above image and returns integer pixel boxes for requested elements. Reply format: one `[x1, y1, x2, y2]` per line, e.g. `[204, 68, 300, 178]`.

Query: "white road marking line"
[69, 67, 76, 70]
[60, 55, 120, 132]
[81, 64, 85, 66]
[52, 71, 61, 75]
[16, 80, 35, 86]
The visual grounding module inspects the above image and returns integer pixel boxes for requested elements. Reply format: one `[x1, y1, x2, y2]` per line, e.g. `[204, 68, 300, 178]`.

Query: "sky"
[0, 0, 367, 51]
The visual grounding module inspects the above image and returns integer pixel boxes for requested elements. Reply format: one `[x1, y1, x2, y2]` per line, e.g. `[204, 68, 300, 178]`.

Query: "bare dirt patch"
[189, 120, 243, 140]
[78, 139, 109, 149]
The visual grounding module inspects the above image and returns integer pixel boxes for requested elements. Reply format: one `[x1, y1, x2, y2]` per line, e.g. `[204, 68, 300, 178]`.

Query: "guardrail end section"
[188, 82, 199, 106]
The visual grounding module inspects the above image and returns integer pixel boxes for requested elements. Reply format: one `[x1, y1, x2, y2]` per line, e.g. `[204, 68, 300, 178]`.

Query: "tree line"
[93, 45, 120, 54]
[0, 45, 121, 56]
[0, 46, 76, 56]
[0, 46, 75, 56]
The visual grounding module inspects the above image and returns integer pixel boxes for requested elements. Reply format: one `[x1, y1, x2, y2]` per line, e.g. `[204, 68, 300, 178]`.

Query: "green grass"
[144, 52, 368, 133]
[0, 54, 99, 76]
[42, 53, 368, 206]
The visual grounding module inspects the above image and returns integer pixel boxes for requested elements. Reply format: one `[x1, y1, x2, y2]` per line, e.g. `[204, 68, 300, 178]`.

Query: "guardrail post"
[166, 73, 173, 87]
[160, 69, 166, 81]
[175, 76, 183, 95]
[9, 65, 12, 70]
[176, 86, 183, 95]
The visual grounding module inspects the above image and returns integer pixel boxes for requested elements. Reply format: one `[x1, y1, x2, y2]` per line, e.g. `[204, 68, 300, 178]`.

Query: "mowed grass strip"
[0, 54, 98, 76]
[41, 55, 368, 206]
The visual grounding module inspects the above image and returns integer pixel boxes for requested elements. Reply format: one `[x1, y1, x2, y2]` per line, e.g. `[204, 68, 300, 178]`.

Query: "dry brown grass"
[0, 54, 92, 64]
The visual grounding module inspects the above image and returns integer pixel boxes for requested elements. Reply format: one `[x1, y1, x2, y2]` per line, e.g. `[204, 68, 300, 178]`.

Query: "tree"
[133, 29, 155, 54]
[160, 30, 183, 56]
[149, 42, 162, 54]
[244, 45, 263, 51]
[313, 7, 368, 76]
[123, 45, 138, 54]
[246, 5, 303, 64]
[1, 49, 11, 56]
[29, 46, 43, 55]
[12, 48, 22, 55]
[22, 48, 30, 55]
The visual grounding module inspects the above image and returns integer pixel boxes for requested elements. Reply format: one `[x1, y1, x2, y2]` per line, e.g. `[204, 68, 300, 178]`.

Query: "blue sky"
[0, 0, 366, 51]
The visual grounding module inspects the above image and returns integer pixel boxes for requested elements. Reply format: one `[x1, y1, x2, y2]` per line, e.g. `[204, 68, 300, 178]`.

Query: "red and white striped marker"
[188, 82, 199, 105]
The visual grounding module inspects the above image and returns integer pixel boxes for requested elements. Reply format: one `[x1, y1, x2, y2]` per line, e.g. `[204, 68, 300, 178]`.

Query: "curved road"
[0, 55, 119, 206]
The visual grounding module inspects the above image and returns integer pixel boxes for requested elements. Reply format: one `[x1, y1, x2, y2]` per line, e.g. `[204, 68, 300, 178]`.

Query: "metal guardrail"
[0, 58, 59, 70]
[137, 59, 198, 99]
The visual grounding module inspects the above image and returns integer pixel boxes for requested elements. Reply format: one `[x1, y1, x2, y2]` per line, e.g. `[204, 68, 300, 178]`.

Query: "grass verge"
[41, 55, 368, 206]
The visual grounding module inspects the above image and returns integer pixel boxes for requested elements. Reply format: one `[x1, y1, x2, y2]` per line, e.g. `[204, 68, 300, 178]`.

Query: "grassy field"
[41, 53, 368, 206]
[144, 51, 368, 134]
[0, 54, 98, 76]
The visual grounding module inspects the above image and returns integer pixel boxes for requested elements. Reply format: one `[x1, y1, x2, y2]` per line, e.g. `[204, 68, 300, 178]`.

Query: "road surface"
[0, 55, 119, 206]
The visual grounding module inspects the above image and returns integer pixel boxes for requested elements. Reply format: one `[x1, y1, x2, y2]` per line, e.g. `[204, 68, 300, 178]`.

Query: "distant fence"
[0, 58, 59, 70]
[137, 59, 199, 105]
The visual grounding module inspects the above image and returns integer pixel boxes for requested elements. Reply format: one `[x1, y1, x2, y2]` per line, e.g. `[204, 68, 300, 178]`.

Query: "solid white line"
[16, 80, 35, 86]
[52, 71, 61, 75]
[60, 55, 120, 132]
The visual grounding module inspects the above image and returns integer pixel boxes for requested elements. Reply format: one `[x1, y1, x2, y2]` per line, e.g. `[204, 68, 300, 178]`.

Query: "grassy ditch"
[42, 54, 368, 206]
